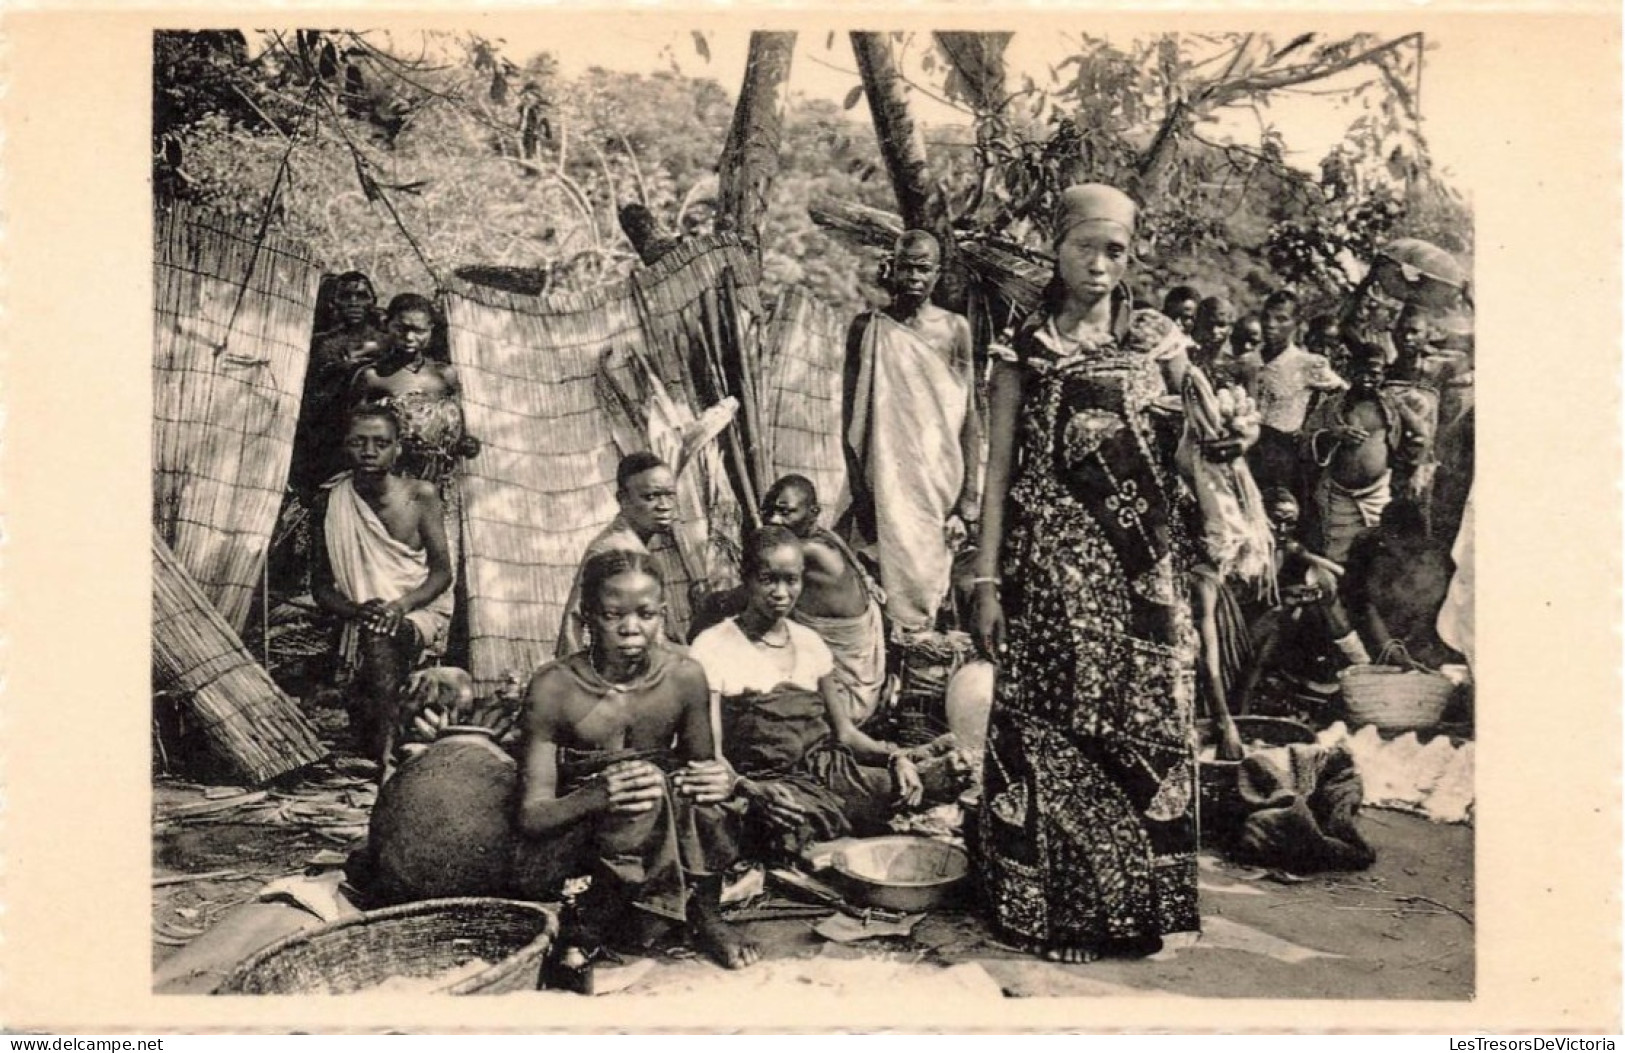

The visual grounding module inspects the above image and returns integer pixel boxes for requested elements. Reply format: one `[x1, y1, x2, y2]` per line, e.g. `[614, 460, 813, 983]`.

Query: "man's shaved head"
[894, 229, 942, 261]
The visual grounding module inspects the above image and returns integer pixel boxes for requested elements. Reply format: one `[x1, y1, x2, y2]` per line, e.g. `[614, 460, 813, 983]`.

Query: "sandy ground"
[154, 800, 1472, 1001]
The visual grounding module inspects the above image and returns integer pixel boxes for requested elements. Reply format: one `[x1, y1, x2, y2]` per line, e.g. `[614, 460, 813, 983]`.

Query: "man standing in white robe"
[839, 231, 983, 636]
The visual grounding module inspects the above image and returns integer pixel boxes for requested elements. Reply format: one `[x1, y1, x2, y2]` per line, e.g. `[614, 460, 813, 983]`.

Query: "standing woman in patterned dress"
[970, 184, 1203, 962]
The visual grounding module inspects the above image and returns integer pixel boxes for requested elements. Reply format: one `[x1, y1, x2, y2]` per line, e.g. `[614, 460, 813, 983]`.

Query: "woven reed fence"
[442, 236, 760, 691]
[761, 287, 849, 527]
[153, 204, 323, 632]
[153, 531, 327, 784]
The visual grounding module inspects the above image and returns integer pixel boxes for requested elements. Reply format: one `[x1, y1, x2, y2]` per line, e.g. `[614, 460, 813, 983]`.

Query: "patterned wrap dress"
[977, 302, 1203, 950]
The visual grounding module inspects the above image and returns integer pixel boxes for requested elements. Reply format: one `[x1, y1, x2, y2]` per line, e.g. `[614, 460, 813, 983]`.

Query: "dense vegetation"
[154, 30, 1471, 321]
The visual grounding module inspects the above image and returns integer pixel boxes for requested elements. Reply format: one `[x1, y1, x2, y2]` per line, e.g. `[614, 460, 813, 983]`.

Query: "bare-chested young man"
[840, 230, 983, 636]
[762, 474, 888, 727]
[362, 549, 758, 989]
[1302, 340, 1431, 563]
[350, 293, 480, 488]
[516, 549, 759, 982]
[310, 406, 453, 764]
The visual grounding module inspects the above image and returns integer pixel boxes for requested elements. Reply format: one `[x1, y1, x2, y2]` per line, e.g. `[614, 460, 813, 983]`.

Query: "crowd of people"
[279, 181, 1473, 986]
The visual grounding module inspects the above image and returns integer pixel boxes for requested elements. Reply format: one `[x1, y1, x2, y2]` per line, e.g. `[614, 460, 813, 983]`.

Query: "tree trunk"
[851, 32, 969, 308]
[717, 32, 796, 253]
[850, 32, 948, 237]
[1132, 100, 1190, 205]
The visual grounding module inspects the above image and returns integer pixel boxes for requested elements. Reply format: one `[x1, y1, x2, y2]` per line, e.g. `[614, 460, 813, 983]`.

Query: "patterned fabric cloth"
[1255, 346, 1347, 434]
[978, 303, 1202, 951]
[374, 390, 467, 490]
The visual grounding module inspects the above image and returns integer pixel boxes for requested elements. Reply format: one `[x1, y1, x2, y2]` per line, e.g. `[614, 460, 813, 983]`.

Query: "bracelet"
[970, 576, 1001, 586]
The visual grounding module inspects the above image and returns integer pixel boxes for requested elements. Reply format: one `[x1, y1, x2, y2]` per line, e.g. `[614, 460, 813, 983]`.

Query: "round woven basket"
[1339, 643, 1455, 732]
[218, 898, 559, 996]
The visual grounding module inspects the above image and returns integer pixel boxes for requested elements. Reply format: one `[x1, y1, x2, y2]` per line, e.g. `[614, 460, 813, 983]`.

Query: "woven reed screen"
[153, 204, 322, 631]
[761, 287, 849, 528]
[443, 237, 760, 691]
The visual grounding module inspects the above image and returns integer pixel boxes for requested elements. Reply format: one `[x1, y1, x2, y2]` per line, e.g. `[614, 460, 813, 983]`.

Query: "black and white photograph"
[145, 23, 1484, 1003]
[3, 5, 1619, 1035]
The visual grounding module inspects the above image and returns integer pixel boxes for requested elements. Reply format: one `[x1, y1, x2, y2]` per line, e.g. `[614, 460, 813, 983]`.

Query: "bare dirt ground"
[154, 761, 1472, 1002]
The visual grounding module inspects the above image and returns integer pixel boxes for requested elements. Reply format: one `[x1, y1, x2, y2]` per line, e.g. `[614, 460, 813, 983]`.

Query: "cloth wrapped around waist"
[793, 601, 887, 727]
[555, 745, 675, 795]
[720, 687, 832, 778]
[719, 687, 864, 849]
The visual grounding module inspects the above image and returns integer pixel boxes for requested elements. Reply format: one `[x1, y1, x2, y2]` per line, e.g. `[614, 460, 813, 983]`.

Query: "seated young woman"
[689, 525, 935, 858]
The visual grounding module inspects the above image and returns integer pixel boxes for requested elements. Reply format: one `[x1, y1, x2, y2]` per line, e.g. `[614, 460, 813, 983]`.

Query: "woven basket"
[218, 898, 558, 996]
[1339, 642, 1455, 732]
[893, 631, 974, 739]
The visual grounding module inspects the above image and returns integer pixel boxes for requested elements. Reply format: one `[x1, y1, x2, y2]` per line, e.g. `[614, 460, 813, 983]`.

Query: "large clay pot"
[368, 732, 517, 906]
[944, 660, 995, 753]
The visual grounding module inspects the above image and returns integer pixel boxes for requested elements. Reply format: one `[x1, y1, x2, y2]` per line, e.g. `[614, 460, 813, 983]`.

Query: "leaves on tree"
[843, 85, 865, 110]
[692, 32, 711, 63]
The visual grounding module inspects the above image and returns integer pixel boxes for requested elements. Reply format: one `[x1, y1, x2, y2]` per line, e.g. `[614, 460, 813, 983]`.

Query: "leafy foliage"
[154, 30, 893, 314]
[917, 30, 1469, 307]
[153, 29, 1470, 319]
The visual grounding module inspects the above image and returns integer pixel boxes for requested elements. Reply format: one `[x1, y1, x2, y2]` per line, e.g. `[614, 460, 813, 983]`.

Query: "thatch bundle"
[152, 531, 327, 785]
[153, 203, 323, 631]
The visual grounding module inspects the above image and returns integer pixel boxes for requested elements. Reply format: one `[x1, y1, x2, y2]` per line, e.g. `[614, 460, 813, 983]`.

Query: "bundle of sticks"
[693, 267, 771, 530]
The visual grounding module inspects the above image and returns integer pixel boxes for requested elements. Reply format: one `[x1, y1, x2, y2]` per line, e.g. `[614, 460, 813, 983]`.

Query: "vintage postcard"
[0, 3, 1618, 1034]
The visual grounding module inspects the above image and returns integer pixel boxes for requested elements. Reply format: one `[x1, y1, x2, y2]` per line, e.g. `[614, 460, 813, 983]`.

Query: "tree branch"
[1214, 33, 1424, 103]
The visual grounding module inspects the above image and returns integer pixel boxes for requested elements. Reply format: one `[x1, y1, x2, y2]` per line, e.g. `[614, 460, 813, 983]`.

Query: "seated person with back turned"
[761, 474, 889, 728]
[311, 405, 454, 765]
[362, 548, 758, 991]
[1340, 496, 1462, 672]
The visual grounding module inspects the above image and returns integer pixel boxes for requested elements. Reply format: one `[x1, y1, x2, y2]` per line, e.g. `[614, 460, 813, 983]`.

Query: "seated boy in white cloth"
[312, 406, 454, 764]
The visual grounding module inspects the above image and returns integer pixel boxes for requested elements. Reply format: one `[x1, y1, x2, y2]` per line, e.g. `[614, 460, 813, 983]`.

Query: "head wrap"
[1053, 184, 1138, 244]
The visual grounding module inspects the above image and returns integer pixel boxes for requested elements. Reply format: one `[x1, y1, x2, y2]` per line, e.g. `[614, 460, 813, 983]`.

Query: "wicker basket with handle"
[218, 898, 558, 996]
[1338, 642, 1456, 732]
